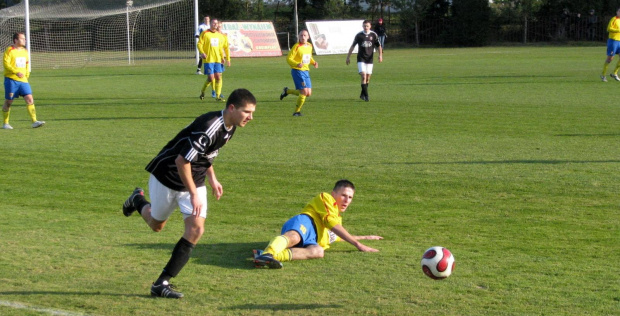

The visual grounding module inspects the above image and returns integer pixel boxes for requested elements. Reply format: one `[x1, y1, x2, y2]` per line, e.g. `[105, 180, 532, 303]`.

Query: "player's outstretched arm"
[353, 235, 383, 240]
[331, 224, 379, 252]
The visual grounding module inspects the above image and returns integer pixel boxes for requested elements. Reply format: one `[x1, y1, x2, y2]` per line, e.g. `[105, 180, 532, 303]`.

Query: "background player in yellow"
[601, 8, 620, 82]
[3, 32, 45, 129]
[253, 180, 383, 269]
[212, 19, 230, 100]
[197, 18, 229, 101]
[279, 30, 318, 116]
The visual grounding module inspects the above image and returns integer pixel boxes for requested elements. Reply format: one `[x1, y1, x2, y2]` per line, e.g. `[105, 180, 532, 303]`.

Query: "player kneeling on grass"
[254, 180, 383, 269]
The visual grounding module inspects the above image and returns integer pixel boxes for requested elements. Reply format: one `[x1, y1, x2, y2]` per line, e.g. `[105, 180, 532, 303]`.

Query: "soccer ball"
[421, 246, 455, 280]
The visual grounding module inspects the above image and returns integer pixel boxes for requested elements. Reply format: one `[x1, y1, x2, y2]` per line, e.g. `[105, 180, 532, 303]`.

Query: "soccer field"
[1, 46, 619, 315]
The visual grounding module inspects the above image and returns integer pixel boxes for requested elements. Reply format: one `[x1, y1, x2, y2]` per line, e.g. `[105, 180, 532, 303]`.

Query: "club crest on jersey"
[193, 134, 208, 151]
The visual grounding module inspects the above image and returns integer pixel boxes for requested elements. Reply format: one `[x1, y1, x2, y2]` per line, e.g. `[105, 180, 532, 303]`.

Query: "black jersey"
[145, 110, 235, 191]
[352, 30, 381, 64]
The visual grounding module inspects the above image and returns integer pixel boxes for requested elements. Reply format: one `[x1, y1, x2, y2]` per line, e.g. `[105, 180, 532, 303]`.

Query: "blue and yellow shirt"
[3, 46, 29, 83]
[301, 192, 343, 249]
[198, 30, 229, 63]
[608, 16, 620, 41]
[287, 42, 315, 71]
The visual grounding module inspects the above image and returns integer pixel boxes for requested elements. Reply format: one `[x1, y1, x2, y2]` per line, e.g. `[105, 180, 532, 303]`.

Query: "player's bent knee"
[309, 246, 324, 258]
[185, 225, 205, 240]
[312, 251, 324, 259]
[150, 224, 165, 232]
[148, 218, 166, 232]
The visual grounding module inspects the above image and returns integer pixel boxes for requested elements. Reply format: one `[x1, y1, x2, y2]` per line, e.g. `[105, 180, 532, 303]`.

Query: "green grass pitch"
[1, 46, 619, 315]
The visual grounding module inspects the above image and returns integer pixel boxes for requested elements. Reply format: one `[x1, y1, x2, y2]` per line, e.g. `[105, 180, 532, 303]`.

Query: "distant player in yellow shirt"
[3, 32, 45, 129]
[279, 30, 318, 117]
[212, 19, 230, 100]
[254, 180, 383, 269]
[197, 18, 229, 101]
[601, 8, 620, 82]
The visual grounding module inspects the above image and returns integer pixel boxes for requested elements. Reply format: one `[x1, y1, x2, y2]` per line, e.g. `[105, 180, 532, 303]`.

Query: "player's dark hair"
[333, 179, 355, 192]
[363, 20, 371, 25]
[227, 88, 256, 109]
[12, 32, 24, 41]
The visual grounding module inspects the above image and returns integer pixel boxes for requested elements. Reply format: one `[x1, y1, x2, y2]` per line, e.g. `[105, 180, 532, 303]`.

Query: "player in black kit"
[121, 88, 256, 299]
[345, 20, 383, 102]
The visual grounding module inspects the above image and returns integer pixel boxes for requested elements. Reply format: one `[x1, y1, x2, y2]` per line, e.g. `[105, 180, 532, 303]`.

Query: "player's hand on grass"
[358, 244, 379, 252]
[313, 61, 318, 68]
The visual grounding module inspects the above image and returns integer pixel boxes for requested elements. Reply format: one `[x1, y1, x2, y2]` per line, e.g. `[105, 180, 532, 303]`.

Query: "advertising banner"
[305, 20, 364, 55]
[220, 22, 282, 57]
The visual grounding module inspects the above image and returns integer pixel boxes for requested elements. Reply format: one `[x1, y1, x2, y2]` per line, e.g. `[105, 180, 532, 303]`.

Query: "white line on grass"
[0, 300, 91, 316]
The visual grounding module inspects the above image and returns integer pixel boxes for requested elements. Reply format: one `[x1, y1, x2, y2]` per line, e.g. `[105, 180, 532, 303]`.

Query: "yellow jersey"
[3, 46, 29, 83]
[301, 192, 343, 249]
[198, 30, 228, 63]
[287, 42, 315, 71]
[608, 16, 620, 41]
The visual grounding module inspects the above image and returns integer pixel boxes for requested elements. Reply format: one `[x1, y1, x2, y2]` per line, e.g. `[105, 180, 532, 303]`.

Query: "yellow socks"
[273, 249, 292, 262]
[614, 61, 620, 75]
[284, 90, 305, 113]
[26, 104, 37, 122]
[2, 109, 9, 124]
[603, 61, 610, 76]
[215, 79, 222, 98]
[295, 95, 306, 113]
[201, 80, 212, 93]
[264, 235, 289, 256]
[215, 77, 223, 97]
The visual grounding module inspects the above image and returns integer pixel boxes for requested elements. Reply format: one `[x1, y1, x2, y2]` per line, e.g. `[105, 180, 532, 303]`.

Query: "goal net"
[0, 0, 194, 69]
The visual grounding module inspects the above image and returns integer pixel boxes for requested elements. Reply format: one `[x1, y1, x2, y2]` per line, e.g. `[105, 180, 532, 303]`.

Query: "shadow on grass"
[0, 291, 146, 298]
[223, 303, 343, 312]
[554, 133, 620, 137]
[127, 241, 268, 269]
[50, 116, 197, 121]
[382, 159, 620, 165]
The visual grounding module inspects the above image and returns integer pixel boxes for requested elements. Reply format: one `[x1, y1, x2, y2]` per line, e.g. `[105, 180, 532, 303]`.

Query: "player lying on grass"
[253, 179, 383, 268]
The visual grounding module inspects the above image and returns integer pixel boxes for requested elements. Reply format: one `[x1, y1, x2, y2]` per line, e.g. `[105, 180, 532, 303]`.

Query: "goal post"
[0, 0, 196, 69]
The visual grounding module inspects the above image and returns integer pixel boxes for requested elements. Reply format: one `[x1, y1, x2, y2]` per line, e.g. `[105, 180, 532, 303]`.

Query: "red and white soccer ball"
[421, 246, 455, 280]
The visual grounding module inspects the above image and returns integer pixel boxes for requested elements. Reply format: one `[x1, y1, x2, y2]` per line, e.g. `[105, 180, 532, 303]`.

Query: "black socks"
[155, 237, 196, 285]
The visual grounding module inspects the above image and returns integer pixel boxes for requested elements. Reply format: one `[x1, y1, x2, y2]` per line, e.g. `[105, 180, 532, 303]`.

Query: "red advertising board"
[220, 22, 282, 57]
